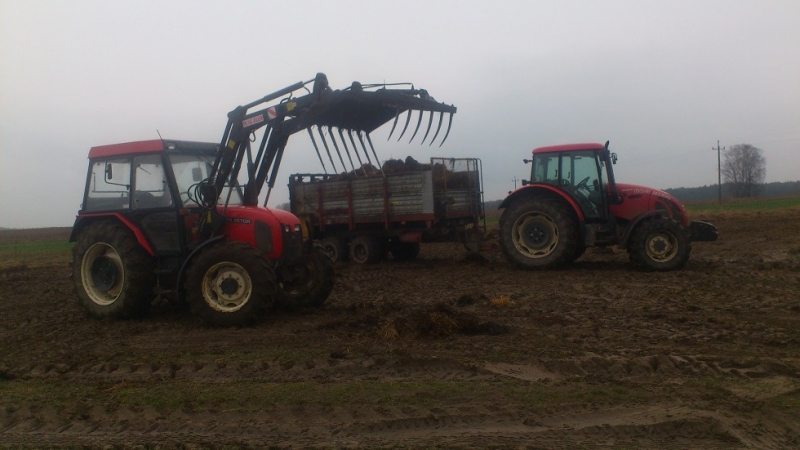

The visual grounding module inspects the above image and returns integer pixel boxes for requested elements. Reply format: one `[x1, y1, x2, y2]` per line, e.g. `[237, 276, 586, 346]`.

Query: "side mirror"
[611, 153, 618, 164]
[523, 159, 531, 164]
[192, 167, 203, 182]
[522, 179, 529, 186]
[105, 163, 113, 180]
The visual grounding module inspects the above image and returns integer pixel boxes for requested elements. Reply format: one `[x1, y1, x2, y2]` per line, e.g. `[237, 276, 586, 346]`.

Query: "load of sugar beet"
[327, 156, 476, 190]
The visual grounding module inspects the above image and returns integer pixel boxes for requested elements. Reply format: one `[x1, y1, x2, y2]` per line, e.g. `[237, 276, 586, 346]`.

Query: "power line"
[713, 141, 725, 204]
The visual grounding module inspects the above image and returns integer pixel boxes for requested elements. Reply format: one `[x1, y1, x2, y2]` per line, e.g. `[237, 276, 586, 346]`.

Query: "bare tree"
[722, 144, 766, 198]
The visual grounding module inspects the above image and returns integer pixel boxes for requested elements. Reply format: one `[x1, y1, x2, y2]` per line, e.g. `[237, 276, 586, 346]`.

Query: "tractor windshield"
[169, 154, 243, 208]
[531, 150, 605, 218]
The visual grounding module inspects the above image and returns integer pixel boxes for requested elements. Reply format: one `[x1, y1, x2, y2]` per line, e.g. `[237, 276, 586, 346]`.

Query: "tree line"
[664, 181, 800, 202]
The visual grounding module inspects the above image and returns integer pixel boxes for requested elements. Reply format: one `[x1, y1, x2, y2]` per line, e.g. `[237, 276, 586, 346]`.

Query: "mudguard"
[689, 221, 718, 242]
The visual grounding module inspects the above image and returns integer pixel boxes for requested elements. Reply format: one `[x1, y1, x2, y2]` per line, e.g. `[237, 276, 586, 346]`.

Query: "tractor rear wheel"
[277, 244, 335, 309]
[499, 198, 579, 269]
[628, 218, 691, 271]
[349, 235, 383, 264]
[184, 242, 275, 326]
[319, 237, 348, 263]
[72, 221, 155, 319]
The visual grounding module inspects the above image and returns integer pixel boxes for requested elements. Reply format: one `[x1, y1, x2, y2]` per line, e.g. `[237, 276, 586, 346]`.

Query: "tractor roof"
[532, 143, 605, 154]
[88, 140, 218, 159]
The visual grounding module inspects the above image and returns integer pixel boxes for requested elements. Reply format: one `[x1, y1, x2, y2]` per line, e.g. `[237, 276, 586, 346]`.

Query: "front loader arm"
[205, 73, 457, 210]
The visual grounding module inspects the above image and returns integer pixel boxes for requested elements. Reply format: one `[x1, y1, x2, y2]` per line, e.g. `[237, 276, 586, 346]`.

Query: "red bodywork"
[532, 143, 606, 154]
[88, 140, 165, 158]
[502, 142, 688, 227]
[74, 139, 302, 261]
[218, 206, 301, 259]
[610, 183, 688, 226]
[501, 184, 586, 221]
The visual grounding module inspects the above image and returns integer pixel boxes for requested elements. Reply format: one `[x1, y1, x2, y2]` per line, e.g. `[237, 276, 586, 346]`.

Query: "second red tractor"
[499, 142, 718, 271]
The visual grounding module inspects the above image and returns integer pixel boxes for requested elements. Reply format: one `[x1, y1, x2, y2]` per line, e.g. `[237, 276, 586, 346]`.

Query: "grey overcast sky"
[1, 0, 799, 229]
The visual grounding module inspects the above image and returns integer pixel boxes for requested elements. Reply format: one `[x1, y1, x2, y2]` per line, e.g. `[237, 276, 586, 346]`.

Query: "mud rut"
[1, 209, 799, 449]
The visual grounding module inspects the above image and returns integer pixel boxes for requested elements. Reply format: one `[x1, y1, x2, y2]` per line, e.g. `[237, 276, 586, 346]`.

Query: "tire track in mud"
[3, 400, 797, 449]
[3, 355, 798, 448]
[2, 212, 800, 448]
[4, 352, 797, 383]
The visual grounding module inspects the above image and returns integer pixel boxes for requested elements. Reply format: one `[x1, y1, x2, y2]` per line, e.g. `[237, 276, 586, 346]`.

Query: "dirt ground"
[1, 208, 799, 449]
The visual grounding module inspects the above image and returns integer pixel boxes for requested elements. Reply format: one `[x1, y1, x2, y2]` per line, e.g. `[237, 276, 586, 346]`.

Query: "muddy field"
[1, 208, 799, 449]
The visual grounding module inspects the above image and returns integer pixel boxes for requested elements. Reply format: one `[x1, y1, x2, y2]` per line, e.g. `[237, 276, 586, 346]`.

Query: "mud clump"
[381, 302, 508, 339]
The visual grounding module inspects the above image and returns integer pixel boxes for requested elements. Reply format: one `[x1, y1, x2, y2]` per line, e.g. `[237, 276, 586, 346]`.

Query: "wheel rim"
[321, 241, 339, 262]
[201, 262, 253, 312]
[81, 242, 124, 306]
[645, 231, 679, 262]
[512, 212, 559, 258]
[351, 242, 368, 263]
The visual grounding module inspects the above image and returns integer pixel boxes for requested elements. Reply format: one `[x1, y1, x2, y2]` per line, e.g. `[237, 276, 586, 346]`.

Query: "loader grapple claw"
[294, 81, 457, 176]
[215, 73, 456, 205]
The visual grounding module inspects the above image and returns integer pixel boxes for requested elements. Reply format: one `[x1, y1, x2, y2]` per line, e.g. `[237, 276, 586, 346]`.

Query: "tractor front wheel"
[277, 244, 335, 309]
[628, 218, 691, 271]
[184, 242, 275, 326]
[499, 198, 579, 269]
[72, 221, 155, 319]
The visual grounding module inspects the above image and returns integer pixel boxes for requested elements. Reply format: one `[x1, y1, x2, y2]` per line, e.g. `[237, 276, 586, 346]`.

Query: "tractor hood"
[216, 205, 304, 259]
[218, 205, 301, 227]
[611, 183, 688, 225]
[615, 183, 677, 202]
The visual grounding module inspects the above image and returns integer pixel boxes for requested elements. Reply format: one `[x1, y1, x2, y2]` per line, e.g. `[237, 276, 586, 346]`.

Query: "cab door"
[130, 154, 181, 253]
[564, 151, 606, 220]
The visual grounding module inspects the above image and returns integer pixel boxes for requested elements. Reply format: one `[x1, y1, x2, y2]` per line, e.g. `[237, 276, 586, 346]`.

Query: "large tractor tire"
[499, 198, 579, 269]
[628, 218, 691, 271]
[72, 221, 155, 319]
[569, 244, 587, 263]
[349, 235, 383, 264]
[277, 244, 335, 310]
[319, 237, 348, 263]
[390, 242, 420, 261]
[184, 242, 275, 327]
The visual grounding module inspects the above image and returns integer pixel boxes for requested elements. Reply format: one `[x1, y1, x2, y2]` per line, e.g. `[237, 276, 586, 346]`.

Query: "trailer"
[289, 157, 484, 263]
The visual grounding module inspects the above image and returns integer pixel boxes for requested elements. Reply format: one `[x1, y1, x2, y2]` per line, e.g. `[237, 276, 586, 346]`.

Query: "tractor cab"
[524, 142, 617, 222]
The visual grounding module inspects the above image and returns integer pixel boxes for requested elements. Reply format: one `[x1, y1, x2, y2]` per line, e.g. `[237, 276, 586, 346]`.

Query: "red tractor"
[498, 142, 718, 271]
[70, 73, 456, 326]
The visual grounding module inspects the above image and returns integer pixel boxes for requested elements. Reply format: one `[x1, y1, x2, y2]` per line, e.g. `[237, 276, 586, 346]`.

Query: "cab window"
[84, 158, 131, 212]
[132, 154, 173, 209]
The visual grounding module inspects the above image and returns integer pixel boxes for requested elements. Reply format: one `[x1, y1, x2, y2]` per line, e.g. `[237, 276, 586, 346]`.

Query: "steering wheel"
[576, 177, 591, 190]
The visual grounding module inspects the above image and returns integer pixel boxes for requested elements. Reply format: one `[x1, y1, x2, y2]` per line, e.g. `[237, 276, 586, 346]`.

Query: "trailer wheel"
[320, 237, 348, 263]
[277, 244, 335, 309]
[628, 218, 691, 271]
[349, 235, 383, 264]
[499, 198, 579, 269]
[184, 242, 275, 326]
[390, 242, 420, 261]
[72, 221, 154, 319]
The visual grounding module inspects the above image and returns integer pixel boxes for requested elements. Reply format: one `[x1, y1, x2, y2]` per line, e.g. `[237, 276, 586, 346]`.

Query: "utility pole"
[512, 176, 518, 190]
[713, 141, 725, 204]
